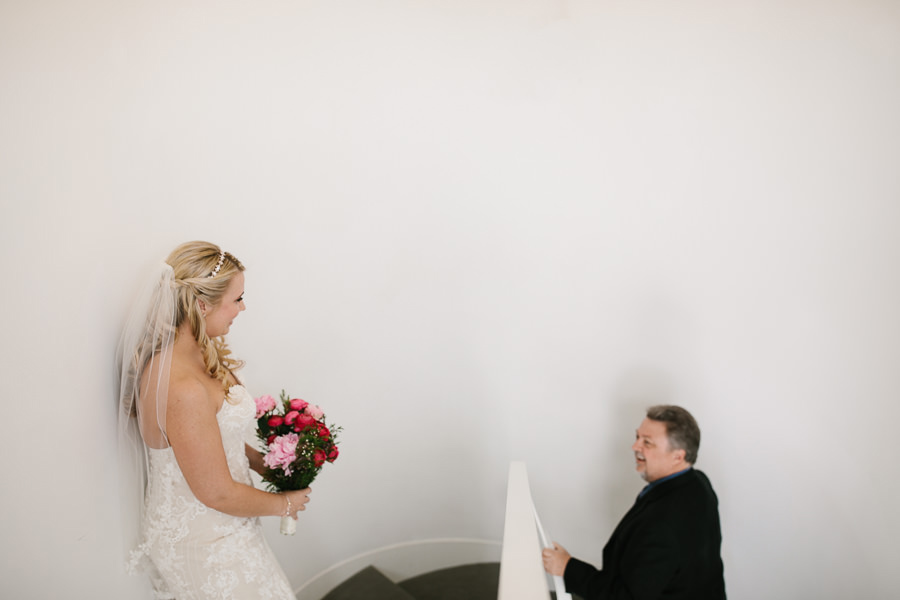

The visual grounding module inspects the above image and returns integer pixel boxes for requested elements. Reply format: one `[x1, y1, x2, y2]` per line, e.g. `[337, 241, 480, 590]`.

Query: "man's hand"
[542, 542, 571, 576]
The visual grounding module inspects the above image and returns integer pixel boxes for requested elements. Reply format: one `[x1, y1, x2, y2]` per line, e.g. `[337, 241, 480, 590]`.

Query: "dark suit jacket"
[563, 468, 725, 600]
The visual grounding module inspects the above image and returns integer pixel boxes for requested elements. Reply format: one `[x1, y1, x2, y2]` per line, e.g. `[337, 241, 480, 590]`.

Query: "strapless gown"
[128, 385, 296, 599]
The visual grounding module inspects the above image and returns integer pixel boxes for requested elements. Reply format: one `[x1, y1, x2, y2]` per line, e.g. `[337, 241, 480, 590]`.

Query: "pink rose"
[306, 404, 324, 420]
[289, 398, 308, 412]
[284, 410, 300, 425]
[254, 395, 276, 418]
[267, 415, 284, 428]
[264, 433, 300, 474]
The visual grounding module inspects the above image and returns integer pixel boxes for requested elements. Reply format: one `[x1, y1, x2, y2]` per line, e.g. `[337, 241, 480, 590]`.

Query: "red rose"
[267, 415, 284, 428]
[290, 398, 309, 412]
[316, 422, 331, 439]
[313, 449, 327, 467]
[266, 434, 277, 445]
[327, 447, 339, 462]
[294, 413, 316, 431]
[284, 410, 300, 425]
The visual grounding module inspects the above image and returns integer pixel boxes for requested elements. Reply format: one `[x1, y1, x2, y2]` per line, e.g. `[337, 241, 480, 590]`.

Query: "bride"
[117, 241, 310, 599]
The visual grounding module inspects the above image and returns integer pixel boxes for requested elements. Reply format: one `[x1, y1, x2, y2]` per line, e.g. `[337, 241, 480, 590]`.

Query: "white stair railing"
[533, 504, 572, 600]
[498, 461, 571, 600]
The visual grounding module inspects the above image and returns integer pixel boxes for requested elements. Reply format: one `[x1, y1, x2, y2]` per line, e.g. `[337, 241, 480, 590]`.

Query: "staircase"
[317, 463, 576, 600]
[319, 563, 500, 600]
[318, 562, 576, 600]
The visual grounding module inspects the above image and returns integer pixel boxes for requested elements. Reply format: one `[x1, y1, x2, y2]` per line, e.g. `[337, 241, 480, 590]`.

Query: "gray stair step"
[319, 566, 416, 600]
[398, 563, 500, 600]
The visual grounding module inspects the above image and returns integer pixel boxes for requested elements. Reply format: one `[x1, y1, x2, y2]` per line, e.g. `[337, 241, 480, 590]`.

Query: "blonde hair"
[166, 241, 245, 389]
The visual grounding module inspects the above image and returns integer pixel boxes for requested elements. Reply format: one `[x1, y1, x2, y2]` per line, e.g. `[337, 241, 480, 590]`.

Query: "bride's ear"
[198, 299, 208, 316]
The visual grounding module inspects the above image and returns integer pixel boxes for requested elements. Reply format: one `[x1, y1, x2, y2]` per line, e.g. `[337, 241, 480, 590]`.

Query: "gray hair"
[646, 405, 701, 464]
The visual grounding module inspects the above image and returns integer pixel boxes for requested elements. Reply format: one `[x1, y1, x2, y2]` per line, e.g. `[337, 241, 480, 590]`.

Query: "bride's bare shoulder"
[168, 367, 215, 412]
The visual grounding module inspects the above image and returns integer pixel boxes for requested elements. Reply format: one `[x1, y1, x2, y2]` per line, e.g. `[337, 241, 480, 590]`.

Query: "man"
[542, 405, 726, 599]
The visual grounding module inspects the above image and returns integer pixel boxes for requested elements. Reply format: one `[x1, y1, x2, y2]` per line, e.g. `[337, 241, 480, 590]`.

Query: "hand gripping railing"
[498, 461, 572, 600]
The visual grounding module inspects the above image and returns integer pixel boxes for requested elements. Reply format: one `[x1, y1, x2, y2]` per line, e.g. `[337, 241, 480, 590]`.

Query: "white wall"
[2, 1, 899, 598]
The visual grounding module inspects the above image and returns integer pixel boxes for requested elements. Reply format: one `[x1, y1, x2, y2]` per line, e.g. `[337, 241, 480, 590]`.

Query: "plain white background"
[2, 1, 899, 598]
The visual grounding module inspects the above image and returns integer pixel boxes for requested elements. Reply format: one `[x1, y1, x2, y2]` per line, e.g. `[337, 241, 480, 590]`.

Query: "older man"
[542, 405, 726, 599]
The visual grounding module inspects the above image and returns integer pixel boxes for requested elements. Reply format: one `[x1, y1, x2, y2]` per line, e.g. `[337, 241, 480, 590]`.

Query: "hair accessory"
[208, 251, 227, 278]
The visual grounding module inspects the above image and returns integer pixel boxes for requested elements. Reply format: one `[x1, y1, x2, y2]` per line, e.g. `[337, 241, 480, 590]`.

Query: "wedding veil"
[116, 261, 177, 545]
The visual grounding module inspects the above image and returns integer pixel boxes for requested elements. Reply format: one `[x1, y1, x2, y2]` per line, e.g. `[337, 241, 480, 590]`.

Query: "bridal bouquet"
[254, 390, 341, 535]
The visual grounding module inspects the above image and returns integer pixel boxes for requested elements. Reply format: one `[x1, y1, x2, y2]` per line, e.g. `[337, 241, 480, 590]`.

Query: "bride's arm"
[246, 444, 266, 476]
[166, 378, 310, 518]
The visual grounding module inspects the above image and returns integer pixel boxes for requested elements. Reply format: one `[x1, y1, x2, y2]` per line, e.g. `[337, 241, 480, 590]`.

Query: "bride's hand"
[286, 488, 311, 518]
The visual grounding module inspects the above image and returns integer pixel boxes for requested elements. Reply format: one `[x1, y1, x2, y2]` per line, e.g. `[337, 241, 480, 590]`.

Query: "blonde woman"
[118, 241, 309, 599]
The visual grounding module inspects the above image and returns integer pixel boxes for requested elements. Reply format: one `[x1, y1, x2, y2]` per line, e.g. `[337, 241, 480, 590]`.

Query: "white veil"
[116, 261, 177, 555]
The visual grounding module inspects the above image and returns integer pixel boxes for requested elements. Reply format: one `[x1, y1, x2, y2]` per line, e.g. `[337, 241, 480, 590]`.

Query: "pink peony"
[254, 395, 277, 418]
[263, 433, 300, 475]
[306, 404, 324, 420]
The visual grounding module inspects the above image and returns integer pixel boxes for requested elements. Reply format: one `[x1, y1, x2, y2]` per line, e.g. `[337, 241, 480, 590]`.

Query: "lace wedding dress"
[128, 385, 296, 600]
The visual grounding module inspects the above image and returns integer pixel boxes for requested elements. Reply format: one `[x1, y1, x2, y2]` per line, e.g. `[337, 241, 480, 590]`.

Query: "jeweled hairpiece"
[208, 250, 227, 278]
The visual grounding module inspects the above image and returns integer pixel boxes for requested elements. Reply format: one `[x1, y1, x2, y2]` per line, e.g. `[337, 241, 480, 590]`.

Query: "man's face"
[631, 418, 686, 482]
